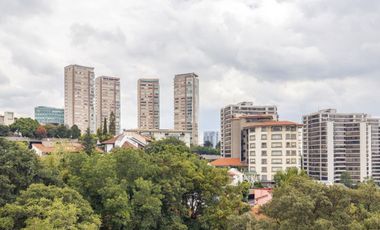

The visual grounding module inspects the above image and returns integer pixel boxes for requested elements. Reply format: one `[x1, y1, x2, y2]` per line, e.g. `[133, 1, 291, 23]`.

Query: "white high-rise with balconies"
[303, 109, 380, 184]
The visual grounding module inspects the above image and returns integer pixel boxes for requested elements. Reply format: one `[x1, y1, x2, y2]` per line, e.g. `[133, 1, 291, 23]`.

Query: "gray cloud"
[1, 0, 380, 138]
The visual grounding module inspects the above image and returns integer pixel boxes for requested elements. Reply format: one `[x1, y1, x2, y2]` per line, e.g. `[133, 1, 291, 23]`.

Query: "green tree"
[203, 140, 213, 148]
[103, 118, 108, 136]
[0, 125, 10, 136]
[81, 128, 96, 155]
[191, 145, 220, 155]
[109, 112, 116, 135]
[0, 139, 41, 206]
[144, 137, 190, 154]
[70, 125, 81, 139]
[56, 124, 70, 138]
[0, 184, 100, 229]
[9, 118, 39, 138]
[273, 167, 308, 187]
[340, 171, 354, 188]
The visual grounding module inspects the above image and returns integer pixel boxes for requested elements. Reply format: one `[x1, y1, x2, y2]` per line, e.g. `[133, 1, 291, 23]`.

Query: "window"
[291, 158, 297, 164]
[250, 167, 256, 172]
[286, 133, 297, 140]
[249, 135, 256, 141]
[262, 143, 267, 148]
[271, 134, 282, 140]
[271, 142, 282, 148]
[272, 167, 282, 172]
[250, 143, 256, 149]
[250, 158, 256, 164]
[262, 150, 267, 156]
[271, 126, 282, 132]
[271, 151, 282, 156]
[261, 175, 268, 181]
[261, 167, 267, 173]
[261, 159, 267, 164]
[272, 159, 282, 164]
[261, 134, 267, 140]
[286, 159, 291, 164]
[261, 127, 267, 132]
[249, 151, 256, 156]
[286, 126, 297, 131]
[286, 142, 297, 148]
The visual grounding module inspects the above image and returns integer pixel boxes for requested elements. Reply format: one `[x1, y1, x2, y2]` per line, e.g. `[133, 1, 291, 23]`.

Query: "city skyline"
[1, 1, 380, 136]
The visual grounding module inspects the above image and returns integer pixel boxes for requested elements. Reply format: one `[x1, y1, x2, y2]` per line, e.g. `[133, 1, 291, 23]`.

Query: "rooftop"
[210, 158, 246, 167]
[243, 120, 303, 128]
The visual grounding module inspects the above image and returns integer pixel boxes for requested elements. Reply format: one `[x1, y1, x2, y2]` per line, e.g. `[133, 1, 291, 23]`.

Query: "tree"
[203, 140, 213, 148]
[191, 146, 220, 155]
[0, 139, 41, 206]
[144, 138, 190, 154]
[109, 112, 116, 135]
[34, 125, 47, 139]
[273, 167, 308, 187]
[9, 118, 39, 138]
[0, 125, 10, 136]
[215, 141, 221, 152]
[82, 128, 96, 155]
[103, 117, 108, 136]
[70, 125, 81, 139]
[0, 184, 100, 229]
[340, 171, 354, 188]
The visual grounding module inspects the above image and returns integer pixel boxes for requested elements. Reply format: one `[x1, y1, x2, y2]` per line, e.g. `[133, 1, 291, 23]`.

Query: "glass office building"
[34, 106, 64, 125]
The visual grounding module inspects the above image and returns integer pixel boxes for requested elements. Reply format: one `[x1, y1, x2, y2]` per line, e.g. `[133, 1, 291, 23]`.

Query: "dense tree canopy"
[9, 118, 39, 138]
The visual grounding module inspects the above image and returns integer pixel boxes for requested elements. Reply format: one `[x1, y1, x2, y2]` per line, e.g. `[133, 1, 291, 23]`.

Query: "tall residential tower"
[96, 76, 121, 134]
[174, 73, 199, 146]
[64, 65, 95, 133]
[137, 79, 160, 129]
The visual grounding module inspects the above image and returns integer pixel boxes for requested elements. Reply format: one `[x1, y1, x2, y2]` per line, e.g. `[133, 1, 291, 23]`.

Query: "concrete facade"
[96, 76, 121, 134]
[64, 65, 95, 133]
[174, 73, 199, 146]
[125, 128, 192, 147]
[220, 102, 278, 158]
[137, 79, 160, 129]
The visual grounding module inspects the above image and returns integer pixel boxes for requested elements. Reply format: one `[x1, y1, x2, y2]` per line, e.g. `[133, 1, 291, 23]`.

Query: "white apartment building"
[95, 76, 121, 134]
[0, 112, 15, 126]
[220, 102, 278, 158]
[125, 129, 192, 147]
[303, 109, 380, 184]
[137, 79, 160, 129]
[243, 121, 302, 182]
[64, 65, 95, 133]
[174, 73, 199, 146]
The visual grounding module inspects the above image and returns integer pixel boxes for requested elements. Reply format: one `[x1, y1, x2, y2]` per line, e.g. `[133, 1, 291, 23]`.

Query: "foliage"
[0, 125, 10, 137]
[191, 145, 220, 155]
[70, 125, 81, 139]
[273, 167, 308, 187]
[0, 139, 41, 206]
[9, 118, 39, 138]
[261, 175, 380, 229]
[109, 112, 116, 135]
[0, 184, 100, 229]
[203, 140, 213, 148]
[103, 118, 108, 136]
[34, 125, 47, 139]
[340, 171, 354, 188]
[81, 128, 96, 155]
[144, 137, 190, 154]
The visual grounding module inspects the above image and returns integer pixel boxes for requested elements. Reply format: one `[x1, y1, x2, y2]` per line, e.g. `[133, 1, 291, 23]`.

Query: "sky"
[1, 0, 380, 138]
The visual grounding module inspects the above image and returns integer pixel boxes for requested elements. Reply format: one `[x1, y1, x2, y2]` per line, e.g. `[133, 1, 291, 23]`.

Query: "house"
[101, 132, 150, 153]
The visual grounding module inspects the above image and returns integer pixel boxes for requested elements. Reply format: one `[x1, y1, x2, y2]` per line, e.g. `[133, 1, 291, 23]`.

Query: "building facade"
[303, 109, 380, 184]
[221, 102, 278, 158]
[203, 131, 219, 147]
[34, 106, 64, 125]
[174, 73, 199, 146]
[64, 64, 95, 133]
[125, 129, 192, 147]
[0, 112, 15, 126]
[137, 79, 160, 129]
[243, 121, 302, 182]
[95, 76, 121, 134]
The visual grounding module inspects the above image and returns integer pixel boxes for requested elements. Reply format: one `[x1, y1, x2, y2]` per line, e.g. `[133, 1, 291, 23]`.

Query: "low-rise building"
[0, 112, 15, 126]
[101, 132, 150, 153]
[34, 106, 64, 125]
[125, 129, 192, 147]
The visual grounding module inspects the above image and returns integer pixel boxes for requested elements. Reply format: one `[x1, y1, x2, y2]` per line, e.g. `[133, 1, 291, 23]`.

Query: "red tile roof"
[210, 158, 246, 167]
[102, 135, 120, 144]
[122, 141, 138, 149]
[243, 121, 303, 128]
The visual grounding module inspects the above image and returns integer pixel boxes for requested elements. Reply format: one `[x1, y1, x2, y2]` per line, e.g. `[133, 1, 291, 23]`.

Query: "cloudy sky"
[1, 0, 380, 137]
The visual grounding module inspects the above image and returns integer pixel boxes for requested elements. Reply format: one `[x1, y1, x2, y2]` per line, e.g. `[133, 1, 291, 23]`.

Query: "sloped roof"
[32, 144, 55, 154]
[210, 158, 246, 167]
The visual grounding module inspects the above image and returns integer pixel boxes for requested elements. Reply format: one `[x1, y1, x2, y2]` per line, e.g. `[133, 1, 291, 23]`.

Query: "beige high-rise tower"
[96, 76, 121, 134]
[137, 79, 160, 129]
[64, 64, 95, 133]
[174, 73, 199, 146]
